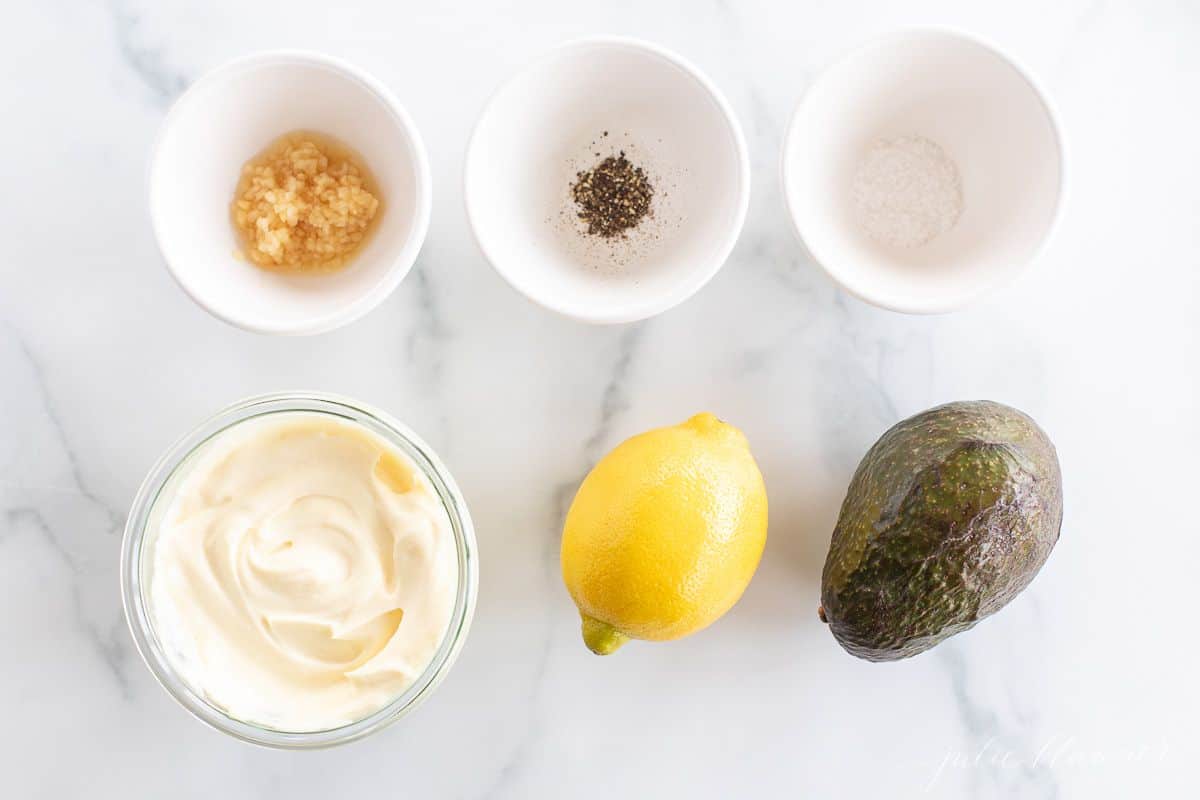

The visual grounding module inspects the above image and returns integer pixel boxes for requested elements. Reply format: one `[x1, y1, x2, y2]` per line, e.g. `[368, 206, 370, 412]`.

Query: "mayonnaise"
[149, 413, 458, 732]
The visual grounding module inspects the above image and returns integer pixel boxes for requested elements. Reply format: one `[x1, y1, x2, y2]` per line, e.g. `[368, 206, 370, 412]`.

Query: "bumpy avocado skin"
[820, 401, 1062, 662]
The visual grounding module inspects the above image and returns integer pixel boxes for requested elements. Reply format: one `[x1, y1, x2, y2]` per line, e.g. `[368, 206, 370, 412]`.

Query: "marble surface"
[1, 0, 1196, 796]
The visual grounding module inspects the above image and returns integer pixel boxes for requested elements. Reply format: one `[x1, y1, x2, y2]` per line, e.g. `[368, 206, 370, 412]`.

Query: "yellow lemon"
[561, 413, 768, 655]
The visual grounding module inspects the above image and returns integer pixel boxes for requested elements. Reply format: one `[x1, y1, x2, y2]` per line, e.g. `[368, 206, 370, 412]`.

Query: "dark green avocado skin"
[820, 401, 1062, 662]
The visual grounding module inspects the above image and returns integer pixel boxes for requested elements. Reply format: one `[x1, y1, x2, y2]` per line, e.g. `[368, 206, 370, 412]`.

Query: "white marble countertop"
[2, 0, 1196, 796]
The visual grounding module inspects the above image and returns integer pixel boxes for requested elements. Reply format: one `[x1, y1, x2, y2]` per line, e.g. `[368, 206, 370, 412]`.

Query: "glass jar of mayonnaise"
[120, 393, 477, 748]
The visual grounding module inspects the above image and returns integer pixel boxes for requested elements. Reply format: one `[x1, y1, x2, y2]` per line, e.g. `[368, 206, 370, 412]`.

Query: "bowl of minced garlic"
[148, 51, 431, 335]
[233, 132, 381, 273]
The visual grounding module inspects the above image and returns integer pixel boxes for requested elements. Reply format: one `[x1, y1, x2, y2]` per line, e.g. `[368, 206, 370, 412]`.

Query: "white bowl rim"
[147, 49, 433, 336]
[779, 25, 1069, 315]
[463, 35, 752, 325]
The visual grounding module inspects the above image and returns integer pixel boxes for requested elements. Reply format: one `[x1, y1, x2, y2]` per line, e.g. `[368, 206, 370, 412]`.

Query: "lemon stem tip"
[581, 616, 629, 655]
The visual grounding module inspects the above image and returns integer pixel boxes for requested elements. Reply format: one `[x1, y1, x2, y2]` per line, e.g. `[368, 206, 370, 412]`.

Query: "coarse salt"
[851, 135, 963, 249]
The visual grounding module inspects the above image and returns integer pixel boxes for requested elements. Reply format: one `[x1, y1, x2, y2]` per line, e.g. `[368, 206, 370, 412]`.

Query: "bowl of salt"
[781, 27, 1065, 313]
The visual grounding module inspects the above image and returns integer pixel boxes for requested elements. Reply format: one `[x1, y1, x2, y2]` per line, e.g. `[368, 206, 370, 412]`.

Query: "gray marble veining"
[0, 0, 1195, 797]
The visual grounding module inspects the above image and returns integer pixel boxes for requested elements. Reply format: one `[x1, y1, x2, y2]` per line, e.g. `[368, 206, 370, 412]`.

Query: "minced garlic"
[232, 132, 380, 272]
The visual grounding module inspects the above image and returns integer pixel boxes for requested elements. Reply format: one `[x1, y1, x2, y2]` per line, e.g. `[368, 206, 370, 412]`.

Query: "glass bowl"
[120, 392, 477, 748]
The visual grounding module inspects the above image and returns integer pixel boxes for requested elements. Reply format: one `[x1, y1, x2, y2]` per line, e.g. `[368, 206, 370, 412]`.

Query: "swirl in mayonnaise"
[149, 413, 457, 731]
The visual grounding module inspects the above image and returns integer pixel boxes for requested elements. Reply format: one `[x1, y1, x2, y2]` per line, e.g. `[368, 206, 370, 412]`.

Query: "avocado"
[819, 401, 1062, 661]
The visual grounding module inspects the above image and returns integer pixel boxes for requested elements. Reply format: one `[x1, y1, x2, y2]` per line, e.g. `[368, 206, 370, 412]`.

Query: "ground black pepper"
[570, 151, 654, 238]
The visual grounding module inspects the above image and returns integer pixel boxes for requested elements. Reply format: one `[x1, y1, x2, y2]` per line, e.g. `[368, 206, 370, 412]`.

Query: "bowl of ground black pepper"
[465, 37, 750, 324]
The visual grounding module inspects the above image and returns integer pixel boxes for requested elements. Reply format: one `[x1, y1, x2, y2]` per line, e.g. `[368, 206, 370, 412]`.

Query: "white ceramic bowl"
[782, 28, 1065, 313]
[465, 37, 750, 324]
[149, 51, 432, 335]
